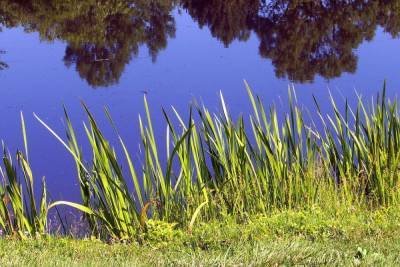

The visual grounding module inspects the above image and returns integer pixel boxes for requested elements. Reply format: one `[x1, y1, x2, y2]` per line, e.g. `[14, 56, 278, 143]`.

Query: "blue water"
[1, 4, 400, 201]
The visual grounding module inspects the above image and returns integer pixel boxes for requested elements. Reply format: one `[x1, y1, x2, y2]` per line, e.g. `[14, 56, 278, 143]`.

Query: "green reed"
[0, 113, 48, 238]
[2, 81, 400, 240]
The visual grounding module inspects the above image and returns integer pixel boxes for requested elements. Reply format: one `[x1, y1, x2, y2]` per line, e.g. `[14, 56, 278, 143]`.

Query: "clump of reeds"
[2, 81, 400, 241]
[0, 113, 48, 238]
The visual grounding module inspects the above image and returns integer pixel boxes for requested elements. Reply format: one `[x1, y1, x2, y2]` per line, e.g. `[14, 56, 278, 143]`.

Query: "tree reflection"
[0, 0, 176, 87]
[1, 1, 400, 84]
[183, 0, 400, 82]
[181, 0, 257, 46]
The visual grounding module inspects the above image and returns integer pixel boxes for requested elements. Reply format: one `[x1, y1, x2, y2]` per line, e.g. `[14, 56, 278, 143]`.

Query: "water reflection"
[0, 0, 176, 86]
[183, 0, 400, 82]
[1, 0, 400, 85]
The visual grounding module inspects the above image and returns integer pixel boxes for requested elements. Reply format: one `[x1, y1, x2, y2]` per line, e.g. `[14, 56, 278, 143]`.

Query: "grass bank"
[1, 207, 400, 266]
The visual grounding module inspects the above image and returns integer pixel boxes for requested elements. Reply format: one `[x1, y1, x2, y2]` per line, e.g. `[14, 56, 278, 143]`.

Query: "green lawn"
[1, 208, 400, 266]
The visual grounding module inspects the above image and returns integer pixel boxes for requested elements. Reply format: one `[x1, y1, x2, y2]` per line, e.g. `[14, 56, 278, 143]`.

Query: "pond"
[1, 0, 400, 201]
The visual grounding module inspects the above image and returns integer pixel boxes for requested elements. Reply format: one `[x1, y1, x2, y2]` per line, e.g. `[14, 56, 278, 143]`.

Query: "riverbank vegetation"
[1, 82, 400, 264]
[1, 208, 400, 265]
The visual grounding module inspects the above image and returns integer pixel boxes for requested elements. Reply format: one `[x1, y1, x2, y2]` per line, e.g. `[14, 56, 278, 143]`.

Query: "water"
[1, 1, 400, 201]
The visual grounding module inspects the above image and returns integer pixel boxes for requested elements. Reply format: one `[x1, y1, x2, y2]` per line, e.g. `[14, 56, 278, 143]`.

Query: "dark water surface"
[1, 1, 400, 200]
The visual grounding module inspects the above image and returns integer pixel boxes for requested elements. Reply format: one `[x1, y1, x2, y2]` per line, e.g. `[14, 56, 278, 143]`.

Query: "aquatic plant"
[0, 81, 398, 240]
[27, 81, 400, 240]
[0, 113, 48, 238]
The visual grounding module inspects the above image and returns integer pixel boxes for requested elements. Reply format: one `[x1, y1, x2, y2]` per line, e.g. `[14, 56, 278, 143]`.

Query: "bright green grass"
[4, 237, 398, 266]
[1, 207, 400, 266]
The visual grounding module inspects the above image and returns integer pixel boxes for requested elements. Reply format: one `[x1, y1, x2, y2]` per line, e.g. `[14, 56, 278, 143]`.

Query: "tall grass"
[2, 82, 400, 240]
[0, 113, 48, 238]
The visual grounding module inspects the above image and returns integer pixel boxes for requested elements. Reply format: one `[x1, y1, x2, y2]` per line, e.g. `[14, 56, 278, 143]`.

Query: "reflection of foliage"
[183, 0, 400, 82]
[64, 45, 130, 88]
[181, 0, 257, 46]
[1, 1, 400, 84]
[0, 0, 176, 87]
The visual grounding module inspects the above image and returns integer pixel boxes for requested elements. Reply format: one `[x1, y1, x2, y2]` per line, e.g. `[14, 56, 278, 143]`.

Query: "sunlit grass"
[2, 81, 400, 241]
[2, 207, 400, 266]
